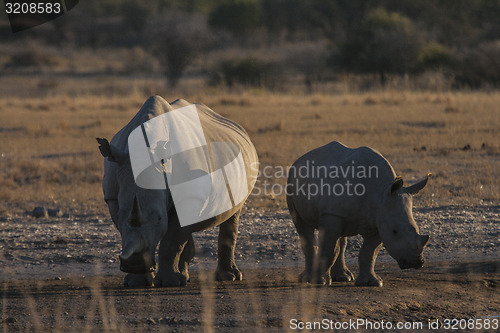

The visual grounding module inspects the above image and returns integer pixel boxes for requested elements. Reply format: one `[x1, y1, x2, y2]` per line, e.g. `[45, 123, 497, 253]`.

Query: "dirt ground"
[1, 207, 499, 332]
[1, 261, 499, 332]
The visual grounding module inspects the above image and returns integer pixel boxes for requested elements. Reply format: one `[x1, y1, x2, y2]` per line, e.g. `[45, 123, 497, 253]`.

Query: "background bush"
[454, 41, 500, 88]
[209, 58, 284, 90]
[329, 9, 423, 85]
[1, 0, 499, 90]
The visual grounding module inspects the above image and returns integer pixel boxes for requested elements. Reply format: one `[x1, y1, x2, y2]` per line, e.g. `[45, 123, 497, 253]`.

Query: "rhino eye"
[392, 229, 398, 235]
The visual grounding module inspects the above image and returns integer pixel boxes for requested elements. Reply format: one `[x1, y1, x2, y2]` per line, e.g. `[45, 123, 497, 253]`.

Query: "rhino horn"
[406, 173, 432, 195]
[129, 196, 142, 227]
[96, 137, 127, 163]
[418, 235, 430, 248]
[119, 231, 144, 261]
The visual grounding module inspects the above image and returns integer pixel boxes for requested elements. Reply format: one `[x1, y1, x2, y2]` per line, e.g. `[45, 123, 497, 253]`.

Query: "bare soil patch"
[1, 206, 499, 332]
[1, 261, 498, 332]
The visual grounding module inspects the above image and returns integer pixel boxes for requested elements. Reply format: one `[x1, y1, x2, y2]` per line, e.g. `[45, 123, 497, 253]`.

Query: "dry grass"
[196, 91, 500, 209]
[1, 90, 499, 216]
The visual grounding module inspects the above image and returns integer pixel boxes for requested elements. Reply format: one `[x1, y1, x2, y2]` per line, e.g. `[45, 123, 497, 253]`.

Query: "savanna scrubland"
[0, 0, 499, 331]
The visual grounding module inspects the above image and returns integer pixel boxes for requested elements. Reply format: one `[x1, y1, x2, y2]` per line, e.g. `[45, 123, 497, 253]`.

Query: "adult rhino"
[286, 141, 430, 287]
[97, 96, 258, 287]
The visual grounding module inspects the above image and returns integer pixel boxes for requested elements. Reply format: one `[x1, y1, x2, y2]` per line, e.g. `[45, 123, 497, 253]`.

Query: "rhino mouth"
[398, 257, 425, 270]
[119, 252, 156, 274]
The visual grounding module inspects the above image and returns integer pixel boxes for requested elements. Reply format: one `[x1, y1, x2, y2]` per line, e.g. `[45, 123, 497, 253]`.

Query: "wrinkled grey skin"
[97, 96, 258, 287]
[286, 141, 430, 287]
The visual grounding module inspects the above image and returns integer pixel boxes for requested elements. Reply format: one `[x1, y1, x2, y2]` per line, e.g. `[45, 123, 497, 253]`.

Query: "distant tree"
[163, 38, 193, 88]
[208, 1, 260, 35]
[261, 0, 312, 38]
[454, 41, 500, 88]
[146, 12, 212, 88]
[122, 0, 153, 33]
[286, 42, 329, 93]
[330, 8, 423, 84]
[213, 59, 264, 87]
[209, 58, 284, 89]
[416, 41, 455, 71]
[307, 0, 369, 40]
[380, 0, 500, 47]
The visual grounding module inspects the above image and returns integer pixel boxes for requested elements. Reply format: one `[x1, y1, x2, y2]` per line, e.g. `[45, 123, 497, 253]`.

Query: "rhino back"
[111, 95, 174, 150]
[287, 141, 396, 225]
[190, 103, 258, 227]
[196, 103, 258, 186]
[103, 96, 258, 228]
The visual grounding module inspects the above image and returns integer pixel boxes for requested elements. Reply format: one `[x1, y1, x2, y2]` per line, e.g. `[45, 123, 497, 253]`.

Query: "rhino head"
[97, 138, 169, 274]
[377, 174, 431, 270]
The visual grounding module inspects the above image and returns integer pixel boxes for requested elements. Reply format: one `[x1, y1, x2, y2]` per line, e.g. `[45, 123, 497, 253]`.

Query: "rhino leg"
[155, 213, 190, 287]
[178, 234, 195, 282]
[292, 212, 315, 283]
[355, 234, 383, 287]
[124, 272, 154, 287]
[330, 237, 354, 282]
[312, 216, 343, 285]
[215, 210, 242, 281]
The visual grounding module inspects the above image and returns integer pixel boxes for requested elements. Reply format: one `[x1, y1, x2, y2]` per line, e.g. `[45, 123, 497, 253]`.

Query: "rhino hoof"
[310, 272, 331, 285]
[299, 270, 332, 285]
[154, 272, 188, 287]
[355, 275, 383, 287]
[331, 268, 354, 282]
[298, 270, 311, 283]
[215, 267, 242, 281]
[124, 273, 154, 287]
[181, 271, 190, 283]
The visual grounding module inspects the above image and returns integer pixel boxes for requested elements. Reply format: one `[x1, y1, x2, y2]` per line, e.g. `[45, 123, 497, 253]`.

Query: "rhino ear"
[96, 138, 127, 163]
[405, 173, 431, 195]
[390, 176, 404, 194]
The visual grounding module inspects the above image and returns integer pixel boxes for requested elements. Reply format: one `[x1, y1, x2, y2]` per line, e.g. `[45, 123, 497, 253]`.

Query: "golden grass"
[1, 90, 499, 215]
[199, 91, 500, 209]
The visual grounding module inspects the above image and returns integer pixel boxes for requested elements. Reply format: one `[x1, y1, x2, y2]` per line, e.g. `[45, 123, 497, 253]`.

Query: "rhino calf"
[286, 141, 430, 286]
